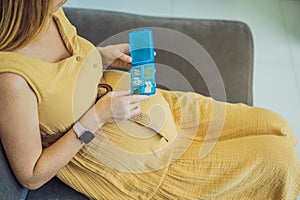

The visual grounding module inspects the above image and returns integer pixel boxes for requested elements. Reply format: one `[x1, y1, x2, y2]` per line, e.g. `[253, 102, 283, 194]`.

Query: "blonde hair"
[0, 0, 53, 51]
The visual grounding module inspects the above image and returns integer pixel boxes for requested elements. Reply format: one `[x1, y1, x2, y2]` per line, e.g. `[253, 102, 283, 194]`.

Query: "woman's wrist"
[79, 105, 105, 133]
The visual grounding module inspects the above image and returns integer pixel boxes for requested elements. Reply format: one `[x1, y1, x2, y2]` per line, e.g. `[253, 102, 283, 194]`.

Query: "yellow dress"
[0, 8, 299, 200]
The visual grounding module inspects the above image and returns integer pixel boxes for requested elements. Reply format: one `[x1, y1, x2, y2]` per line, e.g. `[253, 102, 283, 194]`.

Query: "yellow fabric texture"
[0, 8, 299, 200]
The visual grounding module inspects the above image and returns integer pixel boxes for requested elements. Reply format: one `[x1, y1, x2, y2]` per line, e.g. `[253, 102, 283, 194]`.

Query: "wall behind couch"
[64, 0, 300, 162]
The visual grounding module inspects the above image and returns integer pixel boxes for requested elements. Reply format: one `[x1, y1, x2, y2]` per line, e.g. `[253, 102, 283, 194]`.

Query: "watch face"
[79, 131, 95, 144]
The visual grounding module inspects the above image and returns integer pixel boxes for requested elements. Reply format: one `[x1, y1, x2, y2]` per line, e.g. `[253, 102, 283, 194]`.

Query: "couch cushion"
[26, 177, 88, 200]
[0, 143, 28, 200]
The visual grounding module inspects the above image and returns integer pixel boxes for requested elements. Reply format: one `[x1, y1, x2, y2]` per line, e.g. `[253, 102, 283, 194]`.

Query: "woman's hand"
[95, 90, 149, 124]
[97, 44, 132, 70]
[80, 90, 150, 131]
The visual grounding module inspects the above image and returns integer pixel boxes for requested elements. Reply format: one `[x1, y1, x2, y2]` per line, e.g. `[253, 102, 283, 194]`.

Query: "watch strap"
[73, 121, 86, 138]
[73, 122, 95, 144]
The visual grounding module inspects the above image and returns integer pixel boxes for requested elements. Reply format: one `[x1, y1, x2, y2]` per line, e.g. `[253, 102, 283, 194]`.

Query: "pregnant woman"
[0, 0, 299, 199]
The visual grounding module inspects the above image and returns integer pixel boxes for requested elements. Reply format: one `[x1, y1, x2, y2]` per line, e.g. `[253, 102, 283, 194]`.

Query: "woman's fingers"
[128, 102, 140, 111]
[118, 44, 132, 63]
[129, 106, 142, 118]
[112, 101, 141, 120]
[119, 54, 132, 63]
[128, 95, 150, 103]
[112, 90, 150, 102]
[111, 43, 131, 62]
[108, 90, 150, 120]
[108, 59, 130, 70]
[112, 90, 131, 97]
[120, 43, 130, 54]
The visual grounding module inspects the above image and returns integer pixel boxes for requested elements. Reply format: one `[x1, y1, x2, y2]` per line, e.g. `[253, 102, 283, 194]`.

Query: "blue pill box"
[129, 29, 156, 95]
[130, 63, 156, 95]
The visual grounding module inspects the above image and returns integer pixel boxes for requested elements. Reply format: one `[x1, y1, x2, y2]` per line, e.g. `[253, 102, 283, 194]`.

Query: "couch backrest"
[64, 8, 254, 105]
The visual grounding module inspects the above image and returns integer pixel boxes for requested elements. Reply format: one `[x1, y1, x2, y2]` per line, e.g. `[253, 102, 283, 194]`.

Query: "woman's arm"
[0, 72, 149, 190]
[0, 73, 83, 190]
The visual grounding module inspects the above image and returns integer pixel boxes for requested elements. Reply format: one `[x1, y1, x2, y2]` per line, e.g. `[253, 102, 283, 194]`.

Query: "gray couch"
[0, 7, 253, 200]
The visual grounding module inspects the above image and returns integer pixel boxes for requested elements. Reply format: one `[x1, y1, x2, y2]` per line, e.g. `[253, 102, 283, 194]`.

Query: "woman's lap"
[153, 90, 300, 199]
[154, 134, 300, 199]
[57, 88, 300, 199]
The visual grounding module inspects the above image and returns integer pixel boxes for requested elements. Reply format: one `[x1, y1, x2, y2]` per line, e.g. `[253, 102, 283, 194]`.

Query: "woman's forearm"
[23, 105, 103, 190]
[21, 128, 83, 190]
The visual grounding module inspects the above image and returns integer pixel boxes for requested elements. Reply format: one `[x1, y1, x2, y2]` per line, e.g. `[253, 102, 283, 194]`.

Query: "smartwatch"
[73, 122, 95, 144]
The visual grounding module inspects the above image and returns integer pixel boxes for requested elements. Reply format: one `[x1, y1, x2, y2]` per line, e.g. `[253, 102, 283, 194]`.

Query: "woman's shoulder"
[0, 72, 32, 96]
[0, 53, 44, 103]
